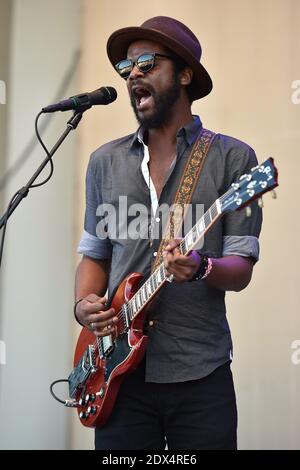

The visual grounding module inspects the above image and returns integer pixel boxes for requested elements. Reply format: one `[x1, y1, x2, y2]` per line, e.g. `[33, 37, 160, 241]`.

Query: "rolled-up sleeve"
[77, 229, 112, 259]
[78, 151, 112, 260]
[222, 235, 260, 261]
[222, 145, 262, 262]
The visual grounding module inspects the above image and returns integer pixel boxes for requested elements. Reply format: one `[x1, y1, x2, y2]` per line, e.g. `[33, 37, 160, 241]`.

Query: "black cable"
[31, 111, 53, 188]
[0, 49, 81, 192]
[50, 379, 78, 407]
[0, 190, 22, 270]
[0, 112, 53, 269]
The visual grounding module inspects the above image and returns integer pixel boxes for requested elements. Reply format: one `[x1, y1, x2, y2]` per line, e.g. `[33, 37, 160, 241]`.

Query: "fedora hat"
[107, 16, 213, 101]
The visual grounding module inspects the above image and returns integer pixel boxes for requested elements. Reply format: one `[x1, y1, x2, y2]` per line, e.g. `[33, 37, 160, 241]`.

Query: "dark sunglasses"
[115, 53, 176, 79]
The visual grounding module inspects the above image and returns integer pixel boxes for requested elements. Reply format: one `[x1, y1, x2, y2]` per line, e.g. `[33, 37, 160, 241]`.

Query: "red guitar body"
[71, 272, 148, 428]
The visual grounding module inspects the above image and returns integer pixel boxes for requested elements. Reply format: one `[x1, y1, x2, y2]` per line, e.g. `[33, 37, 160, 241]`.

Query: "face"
[125, 40, 183, 129]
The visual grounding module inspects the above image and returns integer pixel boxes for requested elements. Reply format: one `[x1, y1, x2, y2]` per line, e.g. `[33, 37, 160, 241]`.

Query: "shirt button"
[148, 320, 154, 327]
[153, 251, 157, 257]
[155, 217, 160, 222]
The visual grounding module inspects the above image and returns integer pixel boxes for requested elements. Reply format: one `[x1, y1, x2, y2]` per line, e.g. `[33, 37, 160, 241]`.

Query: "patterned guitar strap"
[151, 127, 217, 273]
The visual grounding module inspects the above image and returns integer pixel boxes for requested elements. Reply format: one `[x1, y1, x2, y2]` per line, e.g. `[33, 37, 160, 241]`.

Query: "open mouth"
[132, 86, 153, 110]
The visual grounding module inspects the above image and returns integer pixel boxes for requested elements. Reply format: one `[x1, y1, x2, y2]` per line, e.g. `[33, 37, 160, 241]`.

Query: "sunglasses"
[115, 53, 176, 79]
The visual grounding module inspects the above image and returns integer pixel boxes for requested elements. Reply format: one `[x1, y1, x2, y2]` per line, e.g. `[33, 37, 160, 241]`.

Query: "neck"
[147, 99, 193, 150]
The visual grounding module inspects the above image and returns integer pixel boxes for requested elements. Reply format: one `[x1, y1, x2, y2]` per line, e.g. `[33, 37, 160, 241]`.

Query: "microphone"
[42, 86, 117, 113]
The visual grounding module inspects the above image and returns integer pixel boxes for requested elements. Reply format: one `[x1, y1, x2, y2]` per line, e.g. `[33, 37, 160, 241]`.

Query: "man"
[74, 16, 262, 450]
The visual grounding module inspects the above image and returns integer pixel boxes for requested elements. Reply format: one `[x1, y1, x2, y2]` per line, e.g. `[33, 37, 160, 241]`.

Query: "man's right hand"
[75, 293, 118, 337]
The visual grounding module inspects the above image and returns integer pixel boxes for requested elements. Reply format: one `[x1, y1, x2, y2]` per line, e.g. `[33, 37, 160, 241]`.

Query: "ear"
[179, 67, 193, 86]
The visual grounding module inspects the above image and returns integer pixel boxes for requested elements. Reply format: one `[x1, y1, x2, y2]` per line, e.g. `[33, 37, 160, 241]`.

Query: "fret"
[204, 211, 211, 228]
[131, 297, 137, 315]
[153, 272, 158, 290]
[143, 281, 149, 299]
[150, 275, 155, 294]
[197, 216, 205, 234]
[140, 286, 146, 304]
[146, 280, 152, 297]
[138, 291, 143, 307]
[135, 293, 141, 310]
[206, 208, 212, 222]
[150, 278, 155, 295]
[156, 266, 162, 283]
[192, 225, 197, 242]
[159, 264, 165, 282]
[122, 304, 130, 329]
[179, 239, 187, 256]
[143, 284, 148, 301]
[128, 300, 134, 320]
[185, 230, 194, 250]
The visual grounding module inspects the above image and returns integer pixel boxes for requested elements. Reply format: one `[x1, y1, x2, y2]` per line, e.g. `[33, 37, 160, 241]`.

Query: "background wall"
[0, 0, 299, 450]
[0, 0, 81, 449]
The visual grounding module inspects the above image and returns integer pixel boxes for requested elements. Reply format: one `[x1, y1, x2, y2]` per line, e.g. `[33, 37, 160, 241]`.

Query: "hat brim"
[107, 27, 213, 101]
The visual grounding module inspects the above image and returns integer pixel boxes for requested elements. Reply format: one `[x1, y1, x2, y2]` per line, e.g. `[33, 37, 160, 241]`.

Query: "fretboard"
[121, 198, 222, 326]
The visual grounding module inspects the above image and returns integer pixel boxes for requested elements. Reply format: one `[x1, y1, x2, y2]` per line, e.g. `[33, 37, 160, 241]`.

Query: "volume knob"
[79, 411, 89, 420]
[87, 406, 97, 415]
[85, 393, 96, 403]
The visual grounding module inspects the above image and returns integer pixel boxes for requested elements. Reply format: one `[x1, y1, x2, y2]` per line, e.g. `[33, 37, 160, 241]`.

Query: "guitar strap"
[151, 127, 217, 272]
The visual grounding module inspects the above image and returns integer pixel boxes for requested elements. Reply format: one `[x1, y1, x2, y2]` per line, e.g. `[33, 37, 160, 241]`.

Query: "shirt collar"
[130, 115, 203, 149]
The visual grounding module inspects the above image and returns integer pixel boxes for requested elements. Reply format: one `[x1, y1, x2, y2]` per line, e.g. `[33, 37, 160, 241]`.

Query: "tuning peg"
[246, 206, 252, 217]
[271, 190, 277, 199]
[258, 198, 264, 208]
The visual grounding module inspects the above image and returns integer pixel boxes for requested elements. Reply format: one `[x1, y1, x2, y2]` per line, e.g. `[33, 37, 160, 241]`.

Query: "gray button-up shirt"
[78, 116, 262, 383]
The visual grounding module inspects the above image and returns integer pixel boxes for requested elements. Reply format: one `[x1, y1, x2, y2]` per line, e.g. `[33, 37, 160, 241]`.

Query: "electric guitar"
[67, 157, 278, 427]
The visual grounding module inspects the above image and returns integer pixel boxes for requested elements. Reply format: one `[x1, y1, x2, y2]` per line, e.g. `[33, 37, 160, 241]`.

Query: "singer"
[74, 16, 262, 450]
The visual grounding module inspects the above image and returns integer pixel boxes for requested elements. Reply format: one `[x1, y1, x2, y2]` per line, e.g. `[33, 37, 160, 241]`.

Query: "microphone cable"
[0, 112, 53, 270]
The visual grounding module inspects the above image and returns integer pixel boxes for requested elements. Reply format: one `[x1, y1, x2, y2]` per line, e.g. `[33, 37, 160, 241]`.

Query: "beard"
[129, 73, 182, 129]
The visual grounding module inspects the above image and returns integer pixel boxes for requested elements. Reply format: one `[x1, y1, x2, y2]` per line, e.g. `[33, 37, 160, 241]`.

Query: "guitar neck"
[125, 197, 224, 324]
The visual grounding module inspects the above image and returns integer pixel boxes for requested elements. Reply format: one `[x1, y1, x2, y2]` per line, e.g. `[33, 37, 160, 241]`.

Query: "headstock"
[220, 157, 278, 214]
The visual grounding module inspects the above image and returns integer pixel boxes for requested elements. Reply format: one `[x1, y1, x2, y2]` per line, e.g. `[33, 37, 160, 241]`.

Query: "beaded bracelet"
[189, 254, 213, 281]
[201, 257, 213, 279]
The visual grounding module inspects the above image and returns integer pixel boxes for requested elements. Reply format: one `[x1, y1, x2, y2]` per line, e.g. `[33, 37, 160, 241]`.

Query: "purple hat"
[107, 16, 213, 101]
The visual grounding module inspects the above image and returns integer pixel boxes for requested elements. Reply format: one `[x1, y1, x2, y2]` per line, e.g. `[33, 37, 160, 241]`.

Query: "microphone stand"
[0, 110, 84, 230]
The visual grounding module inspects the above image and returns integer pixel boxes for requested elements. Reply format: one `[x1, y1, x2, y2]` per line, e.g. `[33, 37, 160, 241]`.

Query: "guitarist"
[74, 16, 262, 450]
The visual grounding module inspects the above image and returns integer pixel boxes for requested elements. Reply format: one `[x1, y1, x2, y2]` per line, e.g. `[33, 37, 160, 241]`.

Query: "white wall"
[0, 0, 81, 449]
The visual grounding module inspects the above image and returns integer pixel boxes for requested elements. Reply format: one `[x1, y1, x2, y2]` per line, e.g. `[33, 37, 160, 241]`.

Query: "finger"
[88, 308, 117, 324]
[81, 300, 110, 315]
[93, 317, 117, 331]
[164, 238, 182, 251]
[165, 263, 195, 279]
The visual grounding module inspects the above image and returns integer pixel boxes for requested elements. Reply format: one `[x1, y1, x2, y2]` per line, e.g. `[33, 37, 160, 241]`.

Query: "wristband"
[74, 298, 84, 326]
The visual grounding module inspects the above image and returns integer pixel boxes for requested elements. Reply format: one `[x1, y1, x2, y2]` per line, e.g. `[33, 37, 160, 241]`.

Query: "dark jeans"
[95, 360, 237, 450]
